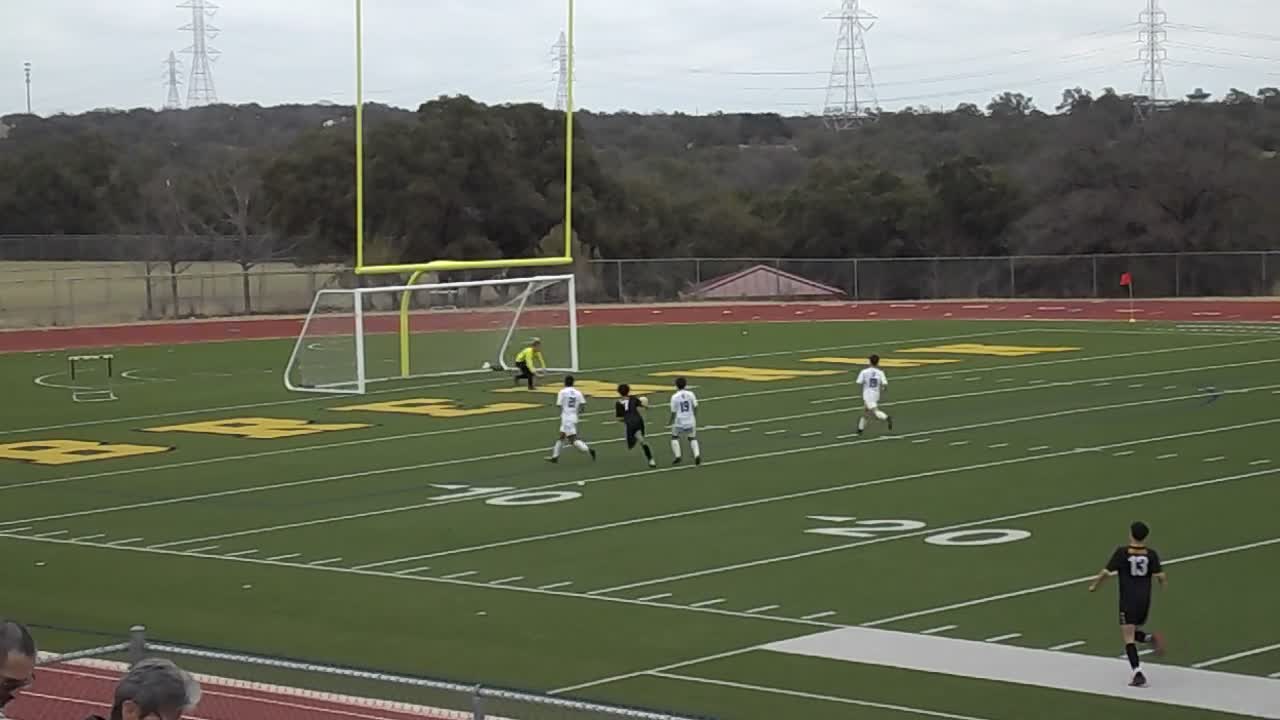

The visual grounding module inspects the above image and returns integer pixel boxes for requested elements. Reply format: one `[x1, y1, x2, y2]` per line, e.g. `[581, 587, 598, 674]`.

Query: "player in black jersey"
[616, 384, 657, 468]
[1089, 521, 1168, 687]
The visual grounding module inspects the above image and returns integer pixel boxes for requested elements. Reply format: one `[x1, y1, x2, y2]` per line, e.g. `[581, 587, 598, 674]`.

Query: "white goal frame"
[283, 274, 579, 395]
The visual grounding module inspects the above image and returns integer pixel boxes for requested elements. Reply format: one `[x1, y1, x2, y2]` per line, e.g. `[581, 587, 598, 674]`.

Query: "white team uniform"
[556, 387, 586, 435]
[670, 389, 699, 436]
[856, 367, 888, 410]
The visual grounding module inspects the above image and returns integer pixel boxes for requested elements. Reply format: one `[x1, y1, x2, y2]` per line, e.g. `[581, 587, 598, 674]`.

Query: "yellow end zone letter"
[652, 366, 843, 382]
[0, 440, 172, 466]
[332, 398, 541, 418]
[899, 343, 1080, 358]
[145, 417, 371, 439]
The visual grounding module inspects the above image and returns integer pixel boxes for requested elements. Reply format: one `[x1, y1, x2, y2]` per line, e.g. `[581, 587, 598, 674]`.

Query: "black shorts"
[1119, 597, 1151, 627]
[515, 361, 534, 378]
[624, 420, 647, 448]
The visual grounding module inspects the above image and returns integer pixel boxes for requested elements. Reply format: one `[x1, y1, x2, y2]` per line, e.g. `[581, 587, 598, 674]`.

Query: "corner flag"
[1120, 273, 1135, 323]
[1120, 272, 1133, 287]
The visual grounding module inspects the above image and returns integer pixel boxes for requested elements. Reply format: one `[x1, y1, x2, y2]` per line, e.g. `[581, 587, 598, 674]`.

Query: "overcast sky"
[2, 0, 1278, 117]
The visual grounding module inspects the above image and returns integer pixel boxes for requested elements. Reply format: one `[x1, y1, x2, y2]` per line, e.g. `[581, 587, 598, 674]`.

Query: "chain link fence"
[1, 252, 1276, 328]
[21, 626, 708, 720]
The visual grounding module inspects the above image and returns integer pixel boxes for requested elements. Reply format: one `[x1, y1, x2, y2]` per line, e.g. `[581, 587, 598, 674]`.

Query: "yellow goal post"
[352, 0, 577, 276]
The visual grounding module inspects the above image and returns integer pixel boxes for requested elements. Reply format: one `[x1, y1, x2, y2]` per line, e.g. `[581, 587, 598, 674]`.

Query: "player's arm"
[1087, 569, 1112, 592]
[1089, 549, 1125, 592]
[1151, 552, 1167, 589]
[669, 396, 678, 426]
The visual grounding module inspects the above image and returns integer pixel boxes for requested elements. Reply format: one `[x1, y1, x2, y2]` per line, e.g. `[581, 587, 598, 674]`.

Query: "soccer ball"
[481, 361, 492, 370]
[639, 396, 649, 407]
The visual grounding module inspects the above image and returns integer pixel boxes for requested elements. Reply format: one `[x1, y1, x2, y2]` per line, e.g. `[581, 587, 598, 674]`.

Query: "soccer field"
[3, 318, 1280, 719]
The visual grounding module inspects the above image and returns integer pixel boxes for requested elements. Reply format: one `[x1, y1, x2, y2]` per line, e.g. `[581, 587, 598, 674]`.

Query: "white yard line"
[1049, 641, 1086, 651]
[587, 465, 1280, 596]
[336, 417, 1280, 571]
[983, 633, 1022, 643]
[649, 673, 995, 720]
[920, 625, 957, 635]
[8, 335, 1273, 499]
[1192, 643, 1280, 669]
[3, 327, 1041, 439]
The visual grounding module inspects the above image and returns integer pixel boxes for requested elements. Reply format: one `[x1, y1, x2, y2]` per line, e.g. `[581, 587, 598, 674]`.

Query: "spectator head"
[0, 619, 36, 709]
[110, 659, 201, 720]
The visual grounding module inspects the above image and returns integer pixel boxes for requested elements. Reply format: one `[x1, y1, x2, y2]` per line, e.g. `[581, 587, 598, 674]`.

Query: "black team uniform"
[616, 385, 656, 468]
[1104, 541, 1165, 686]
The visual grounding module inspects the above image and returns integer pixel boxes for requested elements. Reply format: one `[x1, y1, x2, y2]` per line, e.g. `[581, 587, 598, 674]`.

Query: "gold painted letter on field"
[899, 344, 1080, 358]
[652, 366, 843, 382]
[0, 440, 172, 466]
[333, 398, 541, 418]
[145, 417, 371, 439]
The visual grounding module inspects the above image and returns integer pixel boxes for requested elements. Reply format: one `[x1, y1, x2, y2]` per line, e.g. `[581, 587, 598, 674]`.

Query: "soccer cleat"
[546, 457, 559, 464]
[589, 448, 597, 462]
[1129, 672, 1147, 688]
[648, 459, 657, 468]
[1151, 632, 1166, 657]
[694, 456, 702, 466]
[887, 416, 894, 431]
[672, 457, 683, 466]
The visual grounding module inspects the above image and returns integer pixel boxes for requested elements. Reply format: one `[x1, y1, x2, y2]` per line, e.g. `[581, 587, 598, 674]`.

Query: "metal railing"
[1, 253, 1276, 329]
[31, 625, 709, 720]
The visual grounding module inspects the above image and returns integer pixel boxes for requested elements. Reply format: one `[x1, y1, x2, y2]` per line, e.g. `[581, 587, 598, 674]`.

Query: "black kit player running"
[616, 384, 657, 468]
[1090, 521, 1168, 687]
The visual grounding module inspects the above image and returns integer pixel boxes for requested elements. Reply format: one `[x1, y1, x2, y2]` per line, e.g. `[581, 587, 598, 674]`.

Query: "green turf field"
[3, 319, 1280, 719]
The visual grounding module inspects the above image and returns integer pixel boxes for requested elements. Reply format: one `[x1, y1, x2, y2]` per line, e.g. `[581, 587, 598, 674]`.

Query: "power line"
[179, 0, 219, 106]
[164, 52, 184, 110]
[823, 0, 879, 131]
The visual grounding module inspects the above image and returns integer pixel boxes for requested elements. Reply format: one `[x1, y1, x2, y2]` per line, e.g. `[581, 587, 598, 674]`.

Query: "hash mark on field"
[309, 557, 343, 566]
[912, 438, 932, 444]
[949, 441, 970, 447]
[1204, 456, 1227, 463]
[72, 534, 106, 542]
[1158, 453, 1179, 460]
[746, 604, 781, 614]
[442, 570, 478, 580]
[109, 537, 143, 546]
[1164, 385, 1178, 390]
[224, 549, 259, 558]
[690, 598, 726, 608]
[997, 378, 1014, 383]
[965, 377, 982, 382]
[730, 428, 753, 434]
[490, 576, 525, 585]
[1113, 451, 1135, 457]
[538, 581, 573, 590]
[266, 553, 300, 561]
[1129, 383, 1145, 388]
[1029, 445, 1051, 452]
[638, 593, 673, 602]
[803, 611, 838, 620]
[765, 430, 788, 436]
[1094, 382, 1112, 387]
[800, 431, 823, 438]
[1028, 379, 1047, 385]
[397, 566, 432, 576]
[989, 443, 1010, 449]
[984, 633, 1022, 643]
[1250, 459, 1272, 466]
[837, 433, 860, 440]
[1192, 642, 1280, 669]
[920, 625, 957, 635]
[1050, 641, 1087, 651]
[33, 530, 68, 538]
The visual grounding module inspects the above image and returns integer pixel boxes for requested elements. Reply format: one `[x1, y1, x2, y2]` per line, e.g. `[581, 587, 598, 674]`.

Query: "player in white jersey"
[668, 377, 702, 466]
[855, 354, 894, 436]
[548, 375, 596, 463]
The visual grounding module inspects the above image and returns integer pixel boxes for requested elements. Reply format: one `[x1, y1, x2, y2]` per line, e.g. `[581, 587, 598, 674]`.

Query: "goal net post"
[284, 274, 578, 394]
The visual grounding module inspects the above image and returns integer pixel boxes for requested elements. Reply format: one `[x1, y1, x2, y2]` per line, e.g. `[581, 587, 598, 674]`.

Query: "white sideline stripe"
[7, 333, 1271, 497]
[549, 646, 759, 696]
[1, 327, 1036, 437]
[1050, 641, 1087, 651]
[763, 627, 1280, 719]
[587, 464, 1280, 596]
[538, 581, 572, 590]
[265, 553, 300, 561]
[802, 611, 837, 620]
[865, 535, 1280, 628]
[650, 673, 995, 720]
[1192, 643, 1280, 669]
[28, 363, 1244, 532]
[489, 576, 525, 585]
[351, 416, 1280, 570]
[920, 625, 957, 635]
[984, 633, 1022, 643]
[745, 604, 780, 614]
[637, 593, 673, 602]
[690, 598, 726, 608]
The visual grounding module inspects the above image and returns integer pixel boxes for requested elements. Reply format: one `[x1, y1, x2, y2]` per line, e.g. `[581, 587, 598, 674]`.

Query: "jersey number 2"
[1127, 556, 1149, 577]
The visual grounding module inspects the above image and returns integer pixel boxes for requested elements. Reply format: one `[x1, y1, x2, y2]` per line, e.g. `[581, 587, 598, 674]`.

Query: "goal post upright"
[352, 0, 576, 277]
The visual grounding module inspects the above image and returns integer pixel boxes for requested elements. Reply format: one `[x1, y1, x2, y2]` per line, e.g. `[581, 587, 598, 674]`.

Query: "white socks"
[551, 440, 563, 459]
[690, 439, 701, 458]
[874, 409, 889, 421]
[858, 417, 867, 431]
[574, 440, 590, 453]
[671, 439, 682, 459]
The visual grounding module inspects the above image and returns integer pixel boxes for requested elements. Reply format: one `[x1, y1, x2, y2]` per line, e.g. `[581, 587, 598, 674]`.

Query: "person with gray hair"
[85, 658, 201, 720]
[0, 619, 37, 718]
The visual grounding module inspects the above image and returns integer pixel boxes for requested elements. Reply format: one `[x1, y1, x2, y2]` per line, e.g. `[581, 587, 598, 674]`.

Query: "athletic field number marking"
[487, 491, 582, 507]
[805, 517, 1031, 547]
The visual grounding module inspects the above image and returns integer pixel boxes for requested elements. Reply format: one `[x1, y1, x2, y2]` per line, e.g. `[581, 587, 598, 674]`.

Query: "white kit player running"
[855, 354, 894, 436]
[668, 377, 702, 466]
[548, 375, 596, 463]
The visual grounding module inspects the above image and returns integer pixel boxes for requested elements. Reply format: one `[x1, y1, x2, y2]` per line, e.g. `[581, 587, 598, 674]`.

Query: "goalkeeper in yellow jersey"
[513, 339, 546, 390]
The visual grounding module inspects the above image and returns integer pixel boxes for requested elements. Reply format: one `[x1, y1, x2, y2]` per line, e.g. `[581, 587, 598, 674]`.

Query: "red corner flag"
[1120, 272, 1133, 287]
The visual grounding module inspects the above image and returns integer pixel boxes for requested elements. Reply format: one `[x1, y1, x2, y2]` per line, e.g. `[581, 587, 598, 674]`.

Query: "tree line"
[1, 86, 1278, 273]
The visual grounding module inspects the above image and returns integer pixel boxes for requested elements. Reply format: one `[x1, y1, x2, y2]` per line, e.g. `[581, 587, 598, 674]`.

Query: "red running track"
[10, 661, 469, 720]
[2, 299, 1279, 354]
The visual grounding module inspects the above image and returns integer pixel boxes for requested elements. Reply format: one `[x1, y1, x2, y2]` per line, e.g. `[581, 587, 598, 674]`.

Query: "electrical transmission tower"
[164, 52, 184, 110]
[553, 31, 570, 111]
[1137, 0, 1168, 118]
[823, 0, 879, 131]
[179, 0, 220, 106]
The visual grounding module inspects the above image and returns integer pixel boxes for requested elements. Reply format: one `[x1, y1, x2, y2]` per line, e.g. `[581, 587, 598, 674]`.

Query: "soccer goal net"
[284, 274, 578, 394]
